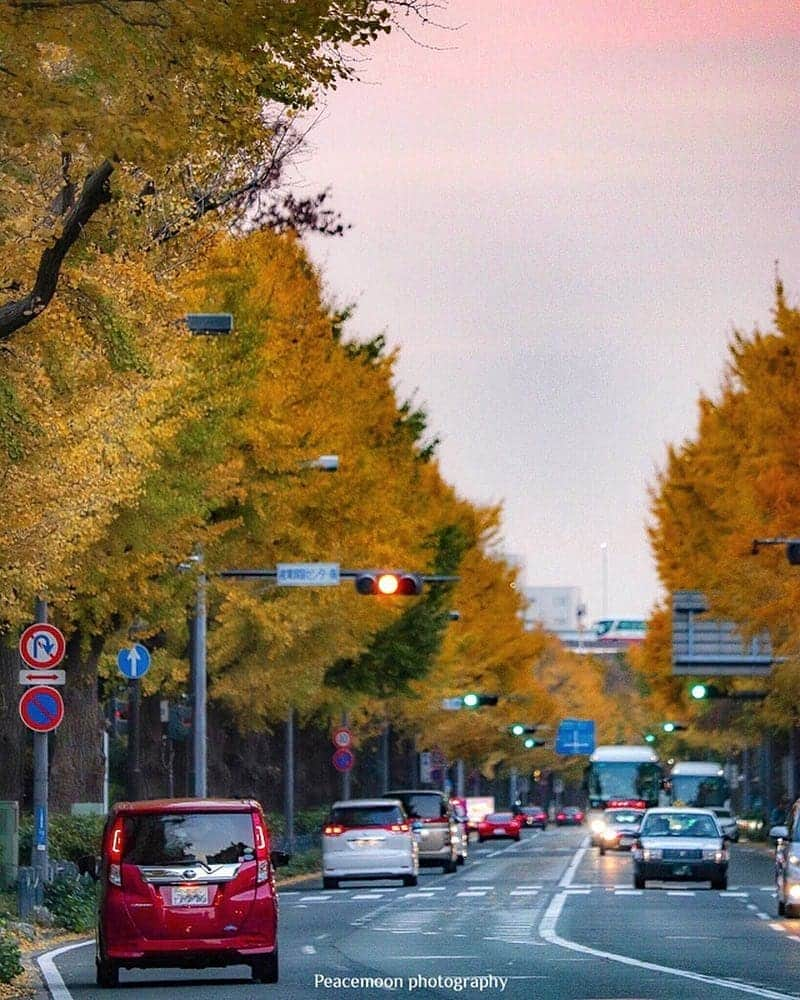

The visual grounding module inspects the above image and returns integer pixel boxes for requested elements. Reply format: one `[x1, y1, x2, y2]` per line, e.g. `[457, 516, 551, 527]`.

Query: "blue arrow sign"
[117, 644, 151, 679]
[555, 718, 596, 756]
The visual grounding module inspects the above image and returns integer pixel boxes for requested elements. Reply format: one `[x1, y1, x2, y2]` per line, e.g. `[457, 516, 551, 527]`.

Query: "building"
[522, 586, 583, 632]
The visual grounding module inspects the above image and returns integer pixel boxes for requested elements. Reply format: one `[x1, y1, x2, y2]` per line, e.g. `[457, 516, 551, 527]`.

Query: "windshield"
[588, 761, 661, 806]
[605, 810, 644, 825]
[329, 805, 404, 827]
[670, 774, 729, 808]
[388, 793, 444, 820]
[122, 811, 255, 866]
[487, 813, 513, 822]
[641, 813, 719, 838]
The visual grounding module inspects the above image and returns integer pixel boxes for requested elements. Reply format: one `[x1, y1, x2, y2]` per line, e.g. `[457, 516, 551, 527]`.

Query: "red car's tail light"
[253, 814, 270, 884]
[323, 824, 345, 836]
[106, 817, 124, 886]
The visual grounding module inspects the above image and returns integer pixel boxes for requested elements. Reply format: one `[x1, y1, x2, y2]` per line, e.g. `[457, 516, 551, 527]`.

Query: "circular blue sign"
[332, 748, 355, 772]
[117, 644, 151, 679]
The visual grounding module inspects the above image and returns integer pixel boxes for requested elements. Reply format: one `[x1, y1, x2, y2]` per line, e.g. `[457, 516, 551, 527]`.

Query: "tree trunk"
[49, 632, 105, 812]
[0, 640, 24, 803]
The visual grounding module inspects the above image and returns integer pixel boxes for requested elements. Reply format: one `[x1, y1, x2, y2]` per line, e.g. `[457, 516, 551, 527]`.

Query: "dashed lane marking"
[457, 890, 489, 897]
[510, 889, 539, 896]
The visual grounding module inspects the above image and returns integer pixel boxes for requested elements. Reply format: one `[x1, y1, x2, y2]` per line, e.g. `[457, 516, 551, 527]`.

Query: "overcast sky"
[301, 0, 800, 621]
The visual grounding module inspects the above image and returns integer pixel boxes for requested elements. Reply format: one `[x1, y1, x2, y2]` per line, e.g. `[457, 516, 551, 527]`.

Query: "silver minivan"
[383, 790, 459, 873]
[322, 799, 418, 889]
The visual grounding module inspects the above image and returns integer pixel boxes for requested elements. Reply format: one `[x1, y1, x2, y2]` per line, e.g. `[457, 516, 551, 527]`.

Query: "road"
[43, 826, 800, 1000]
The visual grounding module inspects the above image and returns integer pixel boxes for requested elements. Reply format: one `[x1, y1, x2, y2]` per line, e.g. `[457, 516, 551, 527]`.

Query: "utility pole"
[342, 711, 351, 799]
[188, 549, 207, 798]
[126, 675, 142, 800]
[31, 599, 48, 879]
[284, 709, 295, 851]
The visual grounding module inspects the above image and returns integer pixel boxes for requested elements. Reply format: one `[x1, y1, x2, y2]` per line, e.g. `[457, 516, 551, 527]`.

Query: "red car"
[555, 806, 585, 826]
[477, 812, 522, 842]
[96, 798, 289, 988]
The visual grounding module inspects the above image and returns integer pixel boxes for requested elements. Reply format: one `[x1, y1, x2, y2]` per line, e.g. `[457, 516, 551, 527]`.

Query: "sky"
[300, 0, 800, 621]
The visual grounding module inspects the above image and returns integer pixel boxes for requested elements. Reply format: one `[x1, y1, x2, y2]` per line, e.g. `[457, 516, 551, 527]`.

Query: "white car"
[712, 807, 739, 842]
[322, 798, 419, 889]
[632, 807, 729, 890]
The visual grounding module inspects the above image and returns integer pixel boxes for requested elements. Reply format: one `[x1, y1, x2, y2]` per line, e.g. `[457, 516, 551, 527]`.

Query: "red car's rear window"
[121, 811, 255, 866]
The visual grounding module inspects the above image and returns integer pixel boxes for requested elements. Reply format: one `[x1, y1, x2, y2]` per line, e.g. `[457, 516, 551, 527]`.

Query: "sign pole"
[127, 676, 142, 800]
[31, 598, 48, 879]
[285, 709, 295, 853]
[192, 551, 207, 798]
[341, 712, 351, 799]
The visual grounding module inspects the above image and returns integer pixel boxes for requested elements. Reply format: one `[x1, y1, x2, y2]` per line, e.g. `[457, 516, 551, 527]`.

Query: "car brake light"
[323, 824, 345, 836]
[390, 823, 409, 832]
[107, 817, 124, 886]
[253, 814, 270, 885]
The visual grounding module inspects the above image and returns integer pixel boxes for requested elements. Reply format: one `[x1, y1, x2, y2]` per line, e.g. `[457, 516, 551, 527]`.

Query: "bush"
[44, 875, 97, 933]
[19, 813, 105, 868]
[0, 925, 22, 984]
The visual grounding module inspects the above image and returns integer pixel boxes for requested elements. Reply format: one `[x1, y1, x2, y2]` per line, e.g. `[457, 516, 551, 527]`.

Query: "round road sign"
[19, 623, 66, 670]
[331, 727, 352, 749]
[332, 748, 355, 773]
[19, 686, 65, 733]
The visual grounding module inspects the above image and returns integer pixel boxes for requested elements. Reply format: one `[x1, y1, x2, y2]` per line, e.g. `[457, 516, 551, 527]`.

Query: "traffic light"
[662, 722, 688, 733]
[644, 732, 656, 743]
[168, 702, 192, 741]
[109, 695, 128, 737]
[510, 724, 539, 736]
[690, 683, 722, 700]
[354, 571, 424, 596]
[462, 693, 499, 708]
[523, 737, 546, 749]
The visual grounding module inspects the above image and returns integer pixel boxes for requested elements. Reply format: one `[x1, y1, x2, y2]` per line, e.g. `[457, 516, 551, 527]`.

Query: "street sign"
[19, 623, 66, 670]
[672, 590, 777, 676]
[117, 644, 151, 679]
[332, 727, 352, 749]
[19, 670, 65, 686]
[419, 751, 432, 783]
[19, 686, 65, 733]
[276, 563, 340, 587]
[332, 748, 355, 772]
[555, 718, 596, 755]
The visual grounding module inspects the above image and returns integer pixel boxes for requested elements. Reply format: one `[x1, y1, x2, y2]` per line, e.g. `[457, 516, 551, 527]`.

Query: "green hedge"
[18, 813, 105, 867]
[0, 923, 22, 984]
[44, 875, 98, 933]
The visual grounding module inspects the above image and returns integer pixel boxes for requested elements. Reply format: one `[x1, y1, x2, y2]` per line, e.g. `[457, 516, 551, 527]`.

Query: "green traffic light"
[663, 722, 676, 733]
[524, 737, 535, 748]
[690, 684, 708, 700]
[644, 733, 656, 743]
[463, 693, 479, 708]
[511, 724, 525, 736]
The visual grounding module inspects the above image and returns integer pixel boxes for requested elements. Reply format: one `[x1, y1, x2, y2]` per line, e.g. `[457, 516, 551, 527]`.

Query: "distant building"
[523, 586, 583, 632]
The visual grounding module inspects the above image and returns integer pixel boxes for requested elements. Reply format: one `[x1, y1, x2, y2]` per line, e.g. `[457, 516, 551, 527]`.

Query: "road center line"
[539, 890, 798, 999]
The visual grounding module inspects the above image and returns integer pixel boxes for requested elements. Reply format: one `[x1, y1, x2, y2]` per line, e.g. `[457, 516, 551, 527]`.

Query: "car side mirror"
[270, 850, 291, 868]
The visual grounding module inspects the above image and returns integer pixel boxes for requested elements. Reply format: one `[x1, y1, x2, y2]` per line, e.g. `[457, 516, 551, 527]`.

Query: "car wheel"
[443, 856, 457, 874]
[778, 897, 786, 916]
[96, 958, 119, 989]
[252, 950, 279, 984]
[457, 850, 466, 865]
[403, 874, 418, 887]
[786, 903, 800, 919]
[711, 875, 728, 891]
[322, 877, 339, 890]
[634, 874, 645, 890]
[478, 836, 485, 843]
[599, 845, 606, 856]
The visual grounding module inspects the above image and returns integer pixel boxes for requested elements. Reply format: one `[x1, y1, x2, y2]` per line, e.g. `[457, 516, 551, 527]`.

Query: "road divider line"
[558, 843, 588, 887]
[37, 939, 93, 1000]
[539, 892, 798, 999]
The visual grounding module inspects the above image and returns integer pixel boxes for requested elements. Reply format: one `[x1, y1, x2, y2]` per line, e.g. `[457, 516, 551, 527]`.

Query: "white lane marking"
[540, 890, 798, 998]
[302, 945, 317, 955]
[38, 940, 94, 1000]
[315, 933, 330, 940]
[419, 885, 447, 891]
[770, 923, 787, 932]
[558, 841, 588, 888]
[510, 889, 539, 896]
[457, 890, 488, 897]
[747, 904, 759, 910]
[761, 887, 777, 892]
[351, 893, 384, 899]
[516, 884, 542, 889]
[757, 913, 770, 920]
[667, 891, 695, 896]
[403, 892, 435, 898]
[722, 892, 749, 897]
[615, 890, 642, 896]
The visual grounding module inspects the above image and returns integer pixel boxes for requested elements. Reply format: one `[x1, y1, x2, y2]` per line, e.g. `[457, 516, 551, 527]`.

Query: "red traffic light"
[355, 572, 423, 596]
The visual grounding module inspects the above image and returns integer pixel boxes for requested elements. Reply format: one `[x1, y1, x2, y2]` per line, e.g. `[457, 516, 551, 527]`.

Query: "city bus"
[585, 745, 663, 842]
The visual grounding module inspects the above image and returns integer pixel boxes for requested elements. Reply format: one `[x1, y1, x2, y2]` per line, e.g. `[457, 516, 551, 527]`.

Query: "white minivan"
[322, 799, 419, 889]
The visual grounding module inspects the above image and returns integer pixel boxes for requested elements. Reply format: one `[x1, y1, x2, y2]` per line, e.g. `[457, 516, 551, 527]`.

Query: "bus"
[668, 761, 730, 810]
[585, 745, 663, 811]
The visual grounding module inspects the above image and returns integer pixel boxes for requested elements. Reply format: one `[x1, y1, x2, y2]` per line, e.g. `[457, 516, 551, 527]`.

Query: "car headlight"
[591, 820, 605, 833]
[788, 884, 800, 899]
[703, 849, 727, 863]
[642, 848, 662, 861]
[603, 830, 617, 841]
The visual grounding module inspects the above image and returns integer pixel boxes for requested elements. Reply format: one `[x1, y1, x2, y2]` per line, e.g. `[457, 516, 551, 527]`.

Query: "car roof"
[644, 807, 717, 815]
[110, 798, 261, 815]
[385, 789, 444, 797]
[331, 799, 404, 809]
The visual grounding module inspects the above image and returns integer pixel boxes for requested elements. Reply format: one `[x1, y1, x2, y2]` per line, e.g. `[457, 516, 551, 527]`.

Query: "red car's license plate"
[172, 885, 208, 907]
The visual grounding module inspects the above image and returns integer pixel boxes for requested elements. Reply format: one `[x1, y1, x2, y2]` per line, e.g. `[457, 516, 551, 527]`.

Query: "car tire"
[599, 845, 606, 856]
[322, 877, 339, 890]
[457, 850, 466, 865]
[711, 875, 727, 891]
[443, 856, 457, 874]
[252, 951, 279, 984]
[778, 897, 786, 916]
[478, 836, 485, 843]
[634, 874, 645, 889]
[96, 958, 119, 989]
[786, 903, 800, 919]
[403, 874, 418, 887]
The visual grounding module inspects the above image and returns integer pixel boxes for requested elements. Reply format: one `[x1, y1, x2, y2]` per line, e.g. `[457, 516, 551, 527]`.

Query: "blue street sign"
[117, 644, 151, 679]
[555, 718, 596, 756]
[35, 805, 46, 848]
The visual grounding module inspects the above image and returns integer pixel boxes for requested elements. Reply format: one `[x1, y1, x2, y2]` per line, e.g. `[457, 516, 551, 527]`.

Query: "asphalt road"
[43, 827, 800, 1000]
